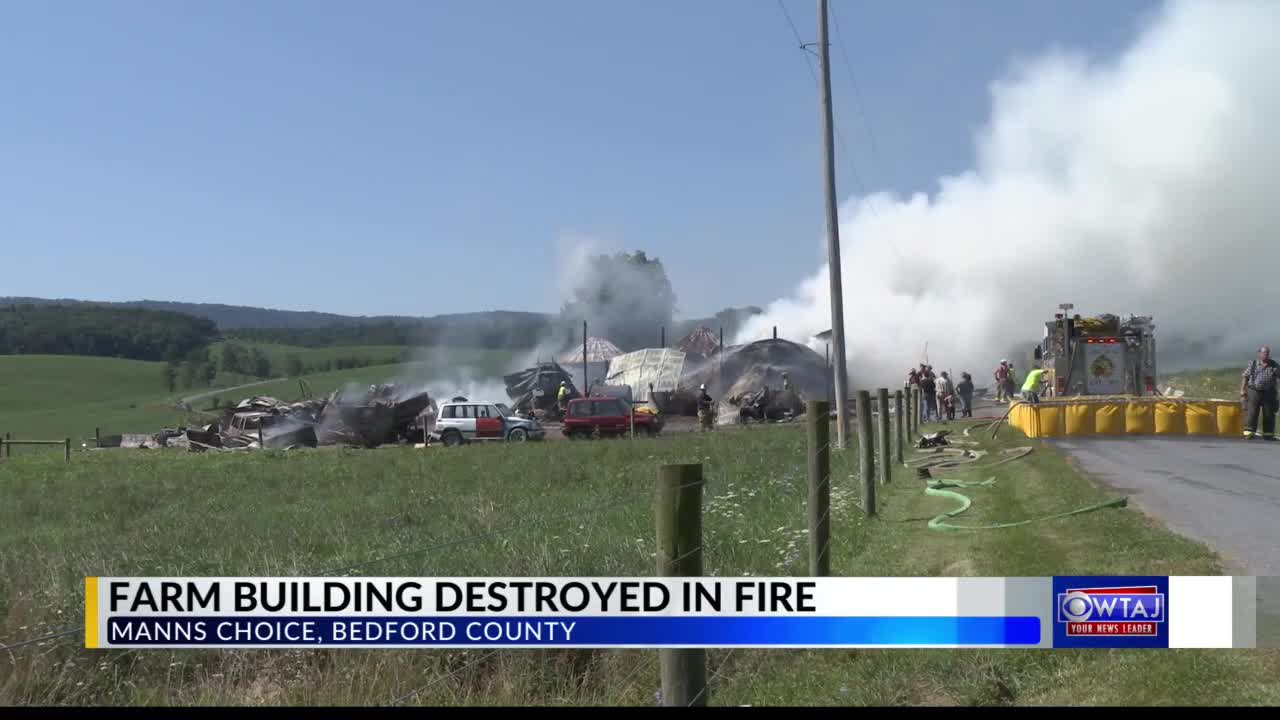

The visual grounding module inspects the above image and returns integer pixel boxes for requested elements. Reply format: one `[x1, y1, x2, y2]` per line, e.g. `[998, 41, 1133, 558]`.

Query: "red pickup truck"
[562, 397, 662, 439]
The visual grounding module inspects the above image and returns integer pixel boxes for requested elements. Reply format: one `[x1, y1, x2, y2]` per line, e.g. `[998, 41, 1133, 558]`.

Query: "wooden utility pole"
[818, 0, 850, 449]
[718, 327, 724, 397]
[582, 320, 589, 396]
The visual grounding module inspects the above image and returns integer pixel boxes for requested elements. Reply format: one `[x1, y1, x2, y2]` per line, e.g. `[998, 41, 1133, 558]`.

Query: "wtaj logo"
[1056, 585, 1165, 637]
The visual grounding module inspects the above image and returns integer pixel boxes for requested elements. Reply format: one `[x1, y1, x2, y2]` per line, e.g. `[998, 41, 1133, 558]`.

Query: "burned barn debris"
[673, 326, 720, 365]
[318, 384, 435, 447]
[503, 361, 578, 415]
[113, 383, 436, 453]
[681, 338, 830, 426]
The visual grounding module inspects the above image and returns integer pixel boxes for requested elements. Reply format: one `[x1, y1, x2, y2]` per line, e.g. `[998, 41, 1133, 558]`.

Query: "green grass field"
[0, 347, 522, 447]
[1161, 366, 1243, 399]
[1, 420, 1275, 706]
[205, 341, 412, 385]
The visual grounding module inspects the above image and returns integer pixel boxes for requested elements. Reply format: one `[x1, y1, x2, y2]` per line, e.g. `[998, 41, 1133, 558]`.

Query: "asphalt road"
[1053, 436, 1280, 575]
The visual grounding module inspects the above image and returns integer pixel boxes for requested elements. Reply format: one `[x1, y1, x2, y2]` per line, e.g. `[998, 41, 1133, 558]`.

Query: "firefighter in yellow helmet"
[556, 380, 569, 415]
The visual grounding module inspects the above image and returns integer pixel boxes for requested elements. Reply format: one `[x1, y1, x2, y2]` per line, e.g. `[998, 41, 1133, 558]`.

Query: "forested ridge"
[0, 304, 217, 361]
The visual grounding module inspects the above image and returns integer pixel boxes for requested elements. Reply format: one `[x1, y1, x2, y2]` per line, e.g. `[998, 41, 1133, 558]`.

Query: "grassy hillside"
[205, 340, 411, 385]
[0, 422, 1275, 705]
[207, 341, 518, 383]
[0, 356, 186, 447]
[1161, 366, 1243, 399]
[0, 347, 523, 444]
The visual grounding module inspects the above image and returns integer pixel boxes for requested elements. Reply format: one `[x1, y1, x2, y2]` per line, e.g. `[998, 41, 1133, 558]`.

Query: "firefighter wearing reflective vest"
[556, 381, 569, 413]
[1240, 346, 1279, 441]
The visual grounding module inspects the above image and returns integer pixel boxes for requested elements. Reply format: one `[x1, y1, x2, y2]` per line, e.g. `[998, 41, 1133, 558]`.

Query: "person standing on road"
[994, 361, 1010, 403]
[914, 365, 927, 422]
[1005, 363, 1019, 402]
[936, 371, 955, 421]
[957, 372, 974, 418]
[1240, 346, 1280, 440]
[920, 367, 938, 422]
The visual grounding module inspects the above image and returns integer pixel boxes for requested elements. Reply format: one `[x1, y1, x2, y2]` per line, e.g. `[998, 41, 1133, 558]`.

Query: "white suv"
[430, 400, 545, 447]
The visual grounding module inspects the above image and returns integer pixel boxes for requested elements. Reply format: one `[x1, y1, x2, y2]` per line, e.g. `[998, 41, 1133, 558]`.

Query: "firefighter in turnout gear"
[1240, 346, 1279, 440]
[697, 384, 715, 432]
[556, 381, 569, 414]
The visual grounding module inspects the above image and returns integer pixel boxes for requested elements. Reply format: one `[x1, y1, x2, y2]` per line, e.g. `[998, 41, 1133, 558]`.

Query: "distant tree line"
[228, 316, 554, 349]
[219, 341, 272, 379]
[282, 351, 406, 378]
[0, 304, 217, 361]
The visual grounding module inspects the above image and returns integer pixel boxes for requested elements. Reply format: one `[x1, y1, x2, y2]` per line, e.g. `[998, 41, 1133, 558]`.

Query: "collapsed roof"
[682, 338, 831, 404]
[558, 337, 624, 365]
[504, 361, 578, 412]
[605, 348, 686, 403]
[674, 326, 720, 357]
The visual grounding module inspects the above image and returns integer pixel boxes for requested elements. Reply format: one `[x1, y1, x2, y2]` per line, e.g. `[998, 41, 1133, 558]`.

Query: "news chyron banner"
[85, 576, 1278, 650]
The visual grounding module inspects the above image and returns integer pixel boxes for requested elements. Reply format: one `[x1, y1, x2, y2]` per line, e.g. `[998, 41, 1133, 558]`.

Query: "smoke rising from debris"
[556, 233, 677, 352]
[740, 0, 1280, 387]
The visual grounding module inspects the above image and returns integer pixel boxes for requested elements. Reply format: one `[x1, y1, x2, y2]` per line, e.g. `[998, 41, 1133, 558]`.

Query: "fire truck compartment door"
[1083, 344, 1126, 395]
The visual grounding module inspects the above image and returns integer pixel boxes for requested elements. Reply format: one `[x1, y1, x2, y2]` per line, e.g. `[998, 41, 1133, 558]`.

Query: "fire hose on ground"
[906, 440, 1129, 531]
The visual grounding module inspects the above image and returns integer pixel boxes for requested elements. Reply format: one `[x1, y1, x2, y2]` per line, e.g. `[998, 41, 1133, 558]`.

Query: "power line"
[775, 0, 808, 52]
[0, 626, 82, 653]
[773, 0, 869, 198]
[829, 1, 891, 190]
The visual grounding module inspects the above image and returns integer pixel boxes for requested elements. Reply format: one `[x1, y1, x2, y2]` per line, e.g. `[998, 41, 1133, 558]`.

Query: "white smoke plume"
[740, 0, 1279, 388]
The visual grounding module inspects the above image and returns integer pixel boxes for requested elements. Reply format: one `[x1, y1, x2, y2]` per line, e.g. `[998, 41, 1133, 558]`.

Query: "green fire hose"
[910, 444, 1129, 531]
[925, 477, 1128, 531]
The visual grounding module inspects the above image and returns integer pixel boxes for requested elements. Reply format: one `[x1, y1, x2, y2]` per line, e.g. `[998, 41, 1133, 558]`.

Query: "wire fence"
[1, 392, 938, 705]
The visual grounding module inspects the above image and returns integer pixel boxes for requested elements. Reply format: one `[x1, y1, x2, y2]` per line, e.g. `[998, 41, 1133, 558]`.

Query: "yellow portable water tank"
[1184, 402, 1217, 435]
[1125, 401, 1155, 435]
[1036, 405, 1062, 437]
[1095, 401, 1124, 435]
[1217, 402, 1243, 437]
[1154, 401, 1186, 435]
[1064, 402, 1095, 436]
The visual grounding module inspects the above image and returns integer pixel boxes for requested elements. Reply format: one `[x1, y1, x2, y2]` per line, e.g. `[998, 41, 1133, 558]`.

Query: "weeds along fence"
[0, 433, 72, 461]
[0, 393, 906, 707]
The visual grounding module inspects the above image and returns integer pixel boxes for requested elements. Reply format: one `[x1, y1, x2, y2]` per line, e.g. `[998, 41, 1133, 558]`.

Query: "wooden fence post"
[894, 390, 905, 465]
[856, 390, 876, 516]
[95, 427, 101, 449]
[656, 463, 707, 707]
[65, 438, 71, 462]
[4, 432, 10, 458]
[807, 400, 831, 577]
[877, 389, 891, 485]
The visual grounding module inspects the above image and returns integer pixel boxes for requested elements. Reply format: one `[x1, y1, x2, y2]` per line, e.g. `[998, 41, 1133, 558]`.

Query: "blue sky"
[0, 0, 1156, 318]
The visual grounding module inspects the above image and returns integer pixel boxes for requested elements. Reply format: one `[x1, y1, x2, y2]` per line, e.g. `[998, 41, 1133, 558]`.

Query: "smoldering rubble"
[100, 384, 437, 452]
